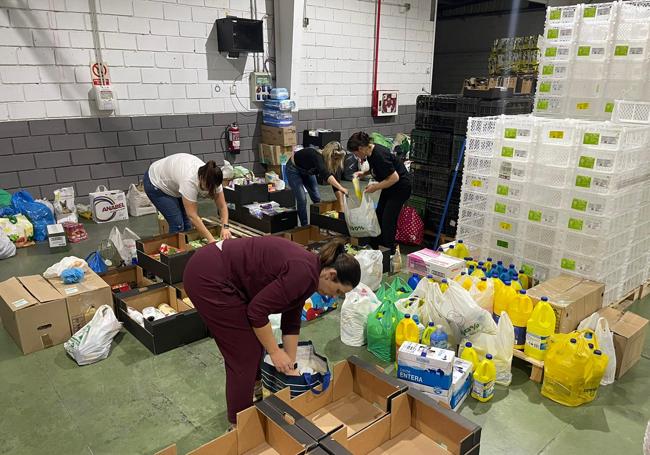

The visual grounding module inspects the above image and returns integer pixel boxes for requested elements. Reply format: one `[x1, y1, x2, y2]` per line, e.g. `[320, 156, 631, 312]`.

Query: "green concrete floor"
[1, 208, 649, 455]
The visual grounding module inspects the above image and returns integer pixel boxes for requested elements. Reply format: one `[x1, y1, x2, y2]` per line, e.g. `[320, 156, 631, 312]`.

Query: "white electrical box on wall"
[249, 72, 272, 102]
[93, 85, 115, 111]
[375, 90, 399, 116]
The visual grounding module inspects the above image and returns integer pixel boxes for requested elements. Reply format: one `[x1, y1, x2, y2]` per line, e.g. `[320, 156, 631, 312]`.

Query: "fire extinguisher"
[226, 122, 240, 154]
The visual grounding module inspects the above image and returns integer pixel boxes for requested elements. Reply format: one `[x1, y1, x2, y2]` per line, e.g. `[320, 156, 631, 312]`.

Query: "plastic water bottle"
[412, 315, 425, 342]
[467, 265, 475, 276]
[429, 325, 449, 349]
[408, 273, 421, 290]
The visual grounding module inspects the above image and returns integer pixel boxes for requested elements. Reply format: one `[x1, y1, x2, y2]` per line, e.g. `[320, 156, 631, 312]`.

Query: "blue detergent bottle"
[408, 273, 421, 290]
[429, 325, 449, 349]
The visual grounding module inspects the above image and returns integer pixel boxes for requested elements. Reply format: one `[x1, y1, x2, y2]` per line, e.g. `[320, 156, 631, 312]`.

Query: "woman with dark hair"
[347, 131, 412, 253]
[183, 237, 360, 427]
[144, 153, 232, 241]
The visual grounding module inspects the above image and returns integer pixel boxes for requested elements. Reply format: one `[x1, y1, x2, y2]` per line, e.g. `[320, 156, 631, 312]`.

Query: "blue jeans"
[285, 161, 320, 226]
[143, 171, 192, 233]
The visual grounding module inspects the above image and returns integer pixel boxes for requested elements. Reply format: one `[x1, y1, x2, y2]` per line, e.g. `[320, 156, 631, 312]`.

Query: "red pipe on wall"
[371, 0, 382, 117]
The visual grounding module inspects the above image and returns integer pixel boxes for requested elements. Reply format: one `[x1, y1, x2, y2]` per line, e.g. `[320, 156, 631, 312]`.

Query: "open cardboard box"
[117, 283, 207, 354]
[309, 203, 347, 235]
[268, 356, 406, 446]
[155, 399, 318, 455]
[99, 265, 156, 317]
[598, 307, 649, 379]
[136, 233, 194, 284]
[281, 226, 332, 246]
[0, 275, 72, 355]
[46, 269, 113, 334]
[324, 390, 481, 455]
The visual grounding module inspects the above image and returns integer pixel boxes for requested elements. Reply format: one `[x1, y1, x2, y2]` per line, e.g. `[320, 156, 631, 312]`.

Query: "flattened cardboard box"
[0, 276, 71, 355]
[598, 307, 648, 379]
[47, 269, 113, 334]
[527, 274, 604, 333]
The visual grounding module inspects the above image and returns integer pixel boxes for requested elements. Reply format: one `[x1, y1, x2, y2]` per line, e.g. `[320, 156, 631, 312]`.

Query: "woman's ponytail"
[319, 238, 361, 288]
[198, 160, 224, 198]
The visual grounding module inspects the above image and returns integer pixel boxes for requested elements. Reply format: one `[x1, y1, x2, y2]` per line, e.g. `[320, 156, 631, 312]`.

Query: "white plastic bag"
[43, 256, 88, 279]
[340, 283, 381, 346]
[109, 226, 140, 265]
[53, 187, 78, 223]
[0, 232, 16, 259]
[222, 160, 235, 180]
[127, 183, 157, 217]
[64, 305, 122, 366]
[343, 194, 381, 238]
[469, 278, 494, 313]
[466, 311, 515, 386]
[440, 280, 497, 342]
[578, 314, 617, 385]
[355, 249, 383, 291]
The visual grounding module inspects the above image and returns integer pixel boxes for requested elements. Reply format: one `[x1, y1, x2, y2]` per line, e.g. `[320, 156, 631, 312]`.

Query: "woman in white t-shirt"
[143, 153, 232, 241]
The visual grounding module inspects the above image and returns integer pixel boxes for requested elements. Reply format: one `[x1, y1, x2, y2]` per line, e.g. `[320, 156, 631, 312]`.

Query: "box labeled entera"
[47, 269, 113, 333]
[407, 248, 465, 280]
[527, 274, 604, 333]
[261, 124, 298, 146]
[598, 307, 648, 379]
[0, 276, 72, 355]
[397, 342, 455, 391]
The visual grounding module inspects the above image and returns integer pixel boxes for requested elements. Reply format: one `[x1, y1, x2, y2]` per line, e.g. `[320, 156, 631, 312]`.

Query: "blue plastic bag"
[11, 191, 55, 242]
[61, 267, 85, 284]
[86, 251, 108, 274]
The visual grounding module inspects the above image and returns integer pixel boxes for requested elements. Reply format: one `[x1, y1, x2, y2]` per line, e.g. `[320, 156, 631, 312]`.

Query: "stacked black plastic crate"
[409, 94, 534, 238]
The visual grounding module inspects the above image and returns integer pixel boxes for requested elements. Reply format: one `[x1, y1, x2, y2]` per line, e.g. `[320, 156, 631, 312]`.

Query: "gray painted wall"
[0, 107, 416, 201]
[432, 9, 546, 94]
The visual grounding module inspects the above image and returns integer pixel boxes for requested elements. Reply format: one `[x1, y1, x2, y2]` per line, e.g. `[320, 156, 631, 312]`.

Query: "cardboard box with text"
[598, 307, 648, 379]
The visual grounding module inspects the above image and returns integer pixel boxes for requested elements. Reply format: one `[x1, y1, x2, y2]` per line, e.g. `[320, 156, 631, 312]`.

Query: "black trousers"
[371, 183, 411, 254]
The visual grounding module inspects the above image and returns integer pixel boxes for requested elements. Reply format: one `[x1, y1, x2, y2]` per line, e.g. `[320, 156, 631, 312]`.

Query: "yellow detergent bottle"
[472, 353, 496, 402]
[464, 257, 478, 269]
[476, 277, 489, 292]
[525, 296, 556, 360]
[492, 280, 514, 323]
[511, 274, 523, 292]
[508, 290, 534, 349]
[455, 272, 467, 283]
[485, 257, 493, 272]
[395, 314, 420, 356]
[542, 336, 595, 406]
[440, 278, 449, 293]
[422, 322, 436, 345]
[455, 240, 470, 259]
[583, 349, 608, 402]
[460, 341, 480, 372]
[352, 177, 363, 200]
[518, 269, 530, 290]
[445, 244, 458, 257]
[471, 267, 485, 278]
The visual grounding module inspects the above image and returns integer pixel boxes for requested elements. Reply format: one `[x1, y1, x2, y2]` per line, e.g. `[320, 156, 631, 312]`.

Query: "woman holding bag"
[347, 132, 412, 253]
[183, 236, 360, 427]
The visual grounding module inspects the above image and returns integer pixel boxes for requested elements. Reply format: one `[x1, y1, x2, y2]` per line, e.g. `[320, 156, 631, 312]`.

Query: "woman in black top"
[285, 141, 349, 226]
[347, 131, 412, 253]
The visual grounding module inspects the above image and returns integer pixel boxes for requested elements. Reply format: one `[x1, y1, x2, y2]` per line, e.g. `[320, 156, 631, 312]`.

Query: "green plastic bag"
[371, 132, 393, 150]
[0, 189, 10, 208]
[390, 277, 413, 302]
[375, 282, 388, 302]
[367, 300, 404, 363]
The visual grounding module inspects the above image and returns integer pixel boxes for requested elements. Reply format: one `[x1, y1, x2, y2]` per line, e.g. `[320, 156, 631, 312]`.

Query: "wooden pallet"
[611, 286, 642, 311]
[640, 280, 650, 301]
[512, 348, 544, 383]
[201, 217, 266, 238]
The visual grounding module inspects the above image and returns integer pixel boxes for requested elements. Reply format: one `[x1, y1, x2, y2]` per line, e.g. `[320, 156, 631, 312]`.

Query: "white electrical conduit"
[88, 0, 106, 86]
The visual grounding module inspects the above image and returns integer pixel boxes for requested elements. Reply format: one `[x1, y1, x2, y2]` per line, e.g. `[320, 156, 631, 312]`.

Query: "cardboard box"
[260, 143, 294, 165]
[262, 125, 298, 146]
[157, 213, 169, 235]
[0, 276, 71, 355]
[327, 389, 481, 455]
[99, 265, 156, 319]
[47, 269, 113, 334]
[421, 358, 473, 412]
[598, 307, 649, 379]
[281, 226, 332, 246]
[267, 356, 407, 447]
[136, 233, 194, 284]
[156, 399, 318, 455]
[47, 224, 69, 253]
[397, 342, 455, 391]
[406, 249, 465, 281]
[527, 274, 604, 333]
[117, 283, 208, 354]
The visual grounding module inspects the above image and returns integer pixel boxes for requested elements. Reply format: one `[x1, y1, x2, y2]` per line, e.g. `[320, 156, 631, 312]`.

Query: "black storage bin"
[456, 97, 481, 115]
[410, 129, 454, 166]
[411, 162, 452, 199]
[224, 183, 269, 207]
[269, 188, 295, 208]
[232, 206, 298, 233]
[425, 199, 460, 236]
[303, 130, 341, 149]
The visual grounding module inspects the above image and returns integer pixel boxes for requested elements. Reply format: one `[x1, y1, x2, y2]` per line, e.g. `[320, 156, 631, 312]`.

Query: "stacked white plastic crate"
[456, 114, 650, 306]
[535, 2, 650, 121]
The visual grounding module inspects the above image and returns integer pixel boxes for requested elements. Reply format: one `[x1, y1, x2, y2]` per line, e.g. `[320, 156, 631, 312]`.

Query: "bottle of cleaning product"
[429, 325, 449, 349]
[412, 315, 425, 342]
[395, 314, 420, 356]
[508, 290, 534, 349]
[422, 322, 435, 345]
[455, 240, 470, 259]
[472, 353, 496, 402]
[464, 257, 478, 269]
[524, 296, 556, 361]
[462, 274, 474, 291]
[493, 280, 513, 323]
[485, 257, 493, 272]
[460, 341, 480, 372]
[454, 271, 467, 283]
[477, 276, 489, 292]
[440, 278, 449, 293]
[408, 273, 421, 290]
[471, 266, 485, 278]
[518, 269, 530, 290]
[478, 261, 485, 270]
[445, 244, 457, 257]
[510, 273, 523, 291]
[467, 265, 475, 277]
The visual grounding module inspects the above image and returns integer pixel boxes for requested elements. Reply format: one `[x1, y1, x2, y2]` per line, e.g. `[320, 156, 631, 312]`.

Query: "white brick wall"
[300, 0, 434, 109]
[0, 0, 273, 120]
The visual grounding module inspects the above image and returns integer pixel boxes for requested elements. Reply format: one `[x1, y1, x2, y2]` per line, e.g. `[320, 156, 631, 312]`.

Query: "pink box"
[407, 248, 465, 280]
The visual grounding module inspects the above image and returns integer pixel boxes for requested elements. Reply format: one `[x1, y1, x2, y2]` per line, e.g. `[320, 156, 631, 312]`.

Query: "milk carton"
[423, 358, 473, 412]
[397, 342, 455, 391]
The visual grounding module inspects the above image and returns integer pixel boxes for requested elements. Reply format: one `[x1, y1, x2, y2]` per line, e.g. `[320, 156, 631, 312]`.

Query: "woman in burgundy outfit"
[183, 236, 360, 426]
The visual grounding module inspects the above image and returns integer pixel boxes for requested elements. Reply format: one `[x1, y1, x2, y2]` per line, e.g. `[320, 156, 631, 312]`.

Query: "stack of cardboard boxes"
[260, 125, 297, 174]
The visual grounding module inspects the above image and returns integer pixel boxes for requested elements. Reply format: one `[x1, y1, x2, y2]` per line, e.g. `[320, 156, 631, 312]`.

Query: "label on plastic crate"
[575, 175, 592, 188]
[549, 130, 564, 139]
[471, 179, 483, 188]
[597, 158, 613, 169]
[576, 102, 590, 110]
[578, 155, 596, 169]
[528, 210, 542, 222]
[504, 128, 517, 139]
[583, 6, 596, 17]
[539, 82, 551, 93]
[630, 47, 645, 56]
[593, 177, 611, 190]
[545, 47, 558, 57]
[571, 198, 588, 212]
[542, 65, 554, 75]
[583, 132, 600, 145]
[547, 29, 559, 39]
[537, 100, 549, 110]
[549, 9, 561, 20]
[561, 29, 573, 38]
[593, 47, 605, 55]
[561, 258, 576, 271]
[499, 221, 512, 232]
[568, 217, 584, 231]
[494, 202, 506, 214]
[499, 162, 513, 180]
[577, 46, 591, 57]
[501, 146, 514, 158]
[601, 135, 618, 145]
[615, 45, 629, 56]
[496, 184, 509, 196]
[496, 239, 509, 249]
[604, 102, 614, 113]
